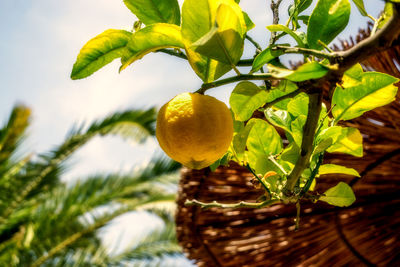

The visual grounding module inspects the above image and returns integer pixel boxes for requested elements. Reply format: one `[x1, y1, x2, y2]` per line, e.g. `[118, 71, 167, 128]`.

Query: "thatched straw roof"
[176, 25, 400, 266]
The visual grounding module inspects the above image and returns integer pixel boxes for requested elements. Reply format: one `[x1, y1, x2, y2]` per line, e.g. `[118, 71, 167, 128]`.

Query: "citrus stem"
[185, 199, 280, 209]
[196, 73, 277, 94]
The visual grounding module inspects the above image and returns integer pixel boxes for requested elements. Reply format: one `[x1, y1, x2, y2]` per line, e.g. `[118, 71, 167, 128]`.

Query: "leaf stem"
[185, 199, 280, 209]
[262, 89, 303, 109]
[295, 201, 301, 230]
[245, 163, 271, 195]
[300, 153, 324, 197]
[158, 48, 188, 60]
[196, 73, 277, 94]
[245, 34, 263, 53]
[268, 155, 288, 176]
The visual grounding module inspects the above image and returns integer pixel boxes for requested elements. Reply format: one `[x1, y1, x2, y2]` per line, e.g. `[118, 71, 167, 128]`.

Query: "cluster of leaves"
[226, 63, 398, 207]
[70, 0, 399, 211]
[0, 105, 185, 266]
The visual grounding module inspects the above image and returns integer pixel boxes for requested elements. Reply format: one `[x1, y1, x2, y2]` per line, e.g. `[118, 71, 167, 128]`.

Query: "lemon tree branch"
[185, 199, 280, 209]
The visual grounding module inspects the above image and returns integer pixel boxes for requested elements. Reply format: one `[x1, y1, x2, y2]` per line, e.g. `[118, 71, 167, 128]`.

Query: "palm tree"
[0, 105, 188, 266]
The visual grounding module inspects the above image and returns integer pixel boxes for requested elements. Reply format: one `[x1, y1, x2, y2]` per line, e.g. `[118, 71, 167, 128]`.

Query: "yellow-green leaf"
[123, 0, 181, 25]
[71, 29, 132, 80]
[267, 24, 305, 47]
[332, 70, 399, 121]
[317, 126, 363, 157]
[246, 119, 283, 174]
[181, 0, 245, 82]
[230, 82, 269, 121]
[120, 23, 184, 71]
[192, 4, 245, 65]
[320, 182, 355, 207]
[268, 62, 329, 82]
[319, 164, 360, 177]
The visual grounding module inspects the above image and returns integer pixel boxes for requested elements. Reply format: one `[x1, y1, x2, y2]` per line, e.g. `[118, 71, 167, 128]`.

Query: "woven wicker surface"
[176, 28, 400, 267]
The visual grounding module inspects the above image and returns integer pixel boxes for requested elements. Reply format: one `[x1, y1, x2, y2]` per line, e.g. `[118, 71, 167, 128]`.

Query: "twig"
[269, 0, 284, 45]
[300, 153, 324, 197]
[262, 89, 303, 109]
[158, 49, 254, 67]
[272, 45, 335, 61]
[295, 201, 301, 230]
[268, 155, 288, 175]
[245, 163, 271, 195]
[185, 199, 280, 209]
[333, 3, 400, 72]
[246, 34, 263, 53]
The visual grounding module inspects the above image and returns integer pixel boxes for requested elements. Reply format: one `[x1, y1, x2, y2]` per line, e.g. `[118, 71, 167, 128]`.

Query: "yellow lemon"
[156, 92, 233, 169]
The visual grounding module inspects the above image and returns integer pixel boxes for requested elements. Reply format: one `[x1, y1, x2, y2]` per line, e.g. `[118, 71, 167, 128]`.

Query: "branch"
[185, 199, 280, 209]
[196, 73, 277, 94]
[284, 92, 322, 193]
[158, 49, 254, 66]
[272, 45, 335, 61]
[262, 88, 303, 108]
[333, 3, 400, 73]
[269, 0, 284, 45]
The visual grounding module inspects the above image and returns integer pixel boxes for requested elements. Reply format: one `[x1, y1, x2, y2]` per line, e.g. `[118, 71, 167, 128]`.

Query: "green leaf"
[267, 24, 306, 47]
[251, 46, 286, 73]
[120, 23, 184, 71]
[289, 0, 313, 28]
[332, 71, 399, 121]
[297, 15, 310, 25]
[307, 0, 350, 50]
[231, 119, 256, 162]
[320, 182, 356, 207]
[317, 126, 363, 157]
[280, 143, 300, 170]
[71, 30, 132, 80]
[243, 11, 255, 31]
[181, 0, 246, 82]
[287, 93, 308, 117]
[123, 0, 181, 25]
[268, 81, 299, 110]
[291, 115, 307, 146]
[265, 108, 292, 134]
[268, 62, 329, 82]
[247, 119, 283, 156]
[230, 82, 269, 121]
[246, 119, 283, 173]
[378, 3, 393, 29]
[351, 0, 368, 17]
[192, 4, 245, 65]
[319, 164, 360, 177]
[295, 0, 313, 14]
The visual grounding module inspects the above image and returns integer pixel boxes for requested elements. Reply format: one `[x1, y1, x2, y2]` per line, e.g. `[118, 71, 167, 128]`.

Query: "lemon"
[156, 92, 233, 169]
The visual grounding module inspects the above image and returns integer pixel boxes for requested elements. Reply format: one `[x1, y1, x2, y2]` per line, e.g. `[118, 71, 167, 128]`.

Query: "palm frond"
[0, 105, 30, 166]
[0, 107, 158, 230]
[30, 192, 176, 267]
[108, 219, 182, 265]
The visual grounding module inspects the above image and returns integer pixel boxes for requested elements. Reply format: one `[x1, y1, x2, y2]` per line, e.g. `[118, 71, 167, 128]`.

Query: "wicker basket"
[176, 26, 400, 267]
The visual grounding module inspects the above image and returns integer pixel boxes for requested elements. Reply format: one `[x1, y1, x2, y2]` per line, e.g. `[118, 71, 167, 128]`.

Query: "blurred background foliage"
[0, 105, 188, 266]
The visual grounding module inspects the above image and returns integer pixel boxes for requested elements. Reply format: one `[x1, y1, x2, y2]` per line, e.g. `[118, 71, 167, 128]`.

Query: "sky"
[0, 0, 384, 264]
